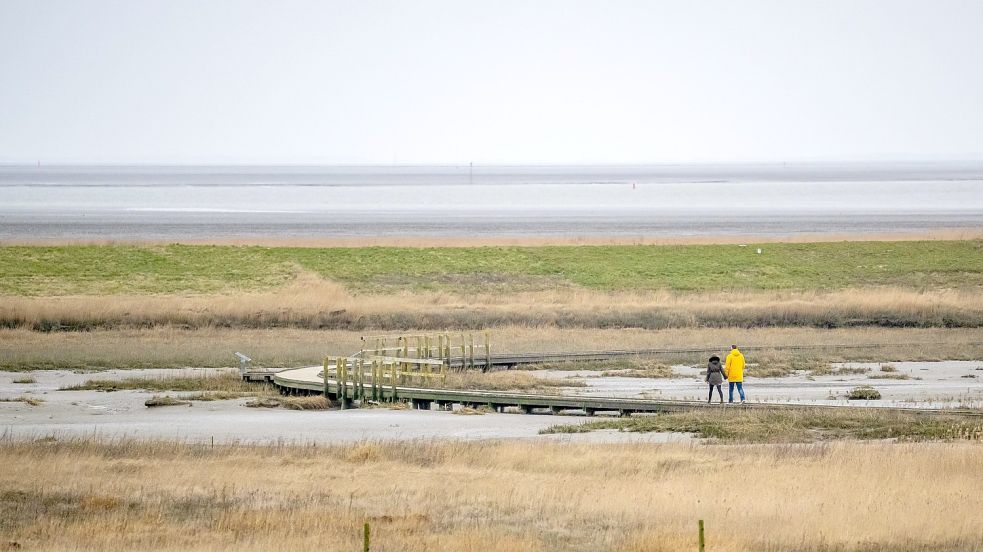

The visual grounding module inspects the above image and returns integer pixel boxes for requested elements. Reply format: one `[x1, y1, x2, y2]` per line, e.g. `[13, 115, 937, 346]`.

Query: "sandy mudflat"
[538, 360, 983, 408]
[1, 361, 980, 444]
[0, 369, 687, 445]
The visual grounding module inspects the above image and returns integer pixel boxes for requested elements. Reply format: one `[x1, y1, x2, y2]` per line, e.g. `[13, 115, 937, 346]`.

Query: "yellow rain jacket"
[725, 349, 745, 382]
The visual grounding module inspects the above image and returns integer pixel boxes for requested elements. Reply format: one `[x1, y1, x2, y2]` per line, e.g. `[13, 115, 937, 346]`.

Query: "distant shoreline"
[2, 229, 980, 248]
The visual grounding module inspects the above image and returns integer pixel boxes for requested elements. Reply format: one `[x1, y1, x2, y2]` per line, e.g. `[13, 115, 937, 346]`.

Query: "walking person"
[706, 355, 724, 404]
[725, 345, 746, 403]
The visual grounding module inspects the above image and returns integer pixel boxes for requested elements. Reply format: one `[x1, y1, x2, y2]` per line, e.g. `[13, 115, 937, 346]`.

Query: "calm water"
[1, 164, 982, 240]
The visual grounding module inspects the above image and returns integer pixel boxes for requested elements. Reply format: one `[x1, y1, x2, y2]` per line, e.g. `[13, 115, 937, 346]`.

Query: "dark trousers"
[708, 384, 723, 402]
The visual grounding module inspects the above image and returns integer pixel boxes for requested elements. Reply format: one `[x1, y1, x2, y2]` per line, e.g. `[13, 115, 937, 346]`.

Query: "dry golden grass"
[0, 438, 980, 551]
[143, 395, 190, 407]
[543, 408, 983, 442]
[0, 395, 43, 406]
[2, 326, 982, 371]
[61, 372, 261, 392]
[3, 269, 982, 330]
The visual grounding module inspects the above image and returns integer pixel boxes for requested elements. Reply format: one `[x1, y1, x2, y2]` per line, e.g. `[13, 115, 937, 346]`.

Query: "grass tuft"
[144, 395, 190, 407]
[868, 373, 912, 380]
[244, 396, 333, 410]
[847, 386, 882, 400]
[453, 406, 490, 416]
[62, 373, 263, 393]
[244, 397, 282, 408]
[0, 396, 43, 406]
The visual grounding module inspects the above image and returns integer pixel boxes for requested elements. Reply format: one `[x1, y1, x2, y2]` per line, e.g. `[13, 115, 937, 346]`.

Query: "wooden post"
[358, 357, 365, 400]
[390, 361, 397, 400]
[698, 519, 705, 552]
[404, 337, 412, 385]
[338, 357, 347, 409]
[322, 357, 329, 398]
[484, 331, 491, 371]
[351, 357, 358, 401]
[377, 361, 383, 400]
[469, 333, 475, 369]
[357, 357, 363, 401]
[460, 333, 466, 370]
[363, 521, 370, 552]
[370, 360, 377, 401]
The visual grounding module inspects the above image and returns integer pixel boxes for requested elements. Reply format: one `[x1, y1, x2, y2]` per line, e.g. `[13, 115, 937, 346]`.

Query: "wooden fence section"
[360, 332, 491, 371]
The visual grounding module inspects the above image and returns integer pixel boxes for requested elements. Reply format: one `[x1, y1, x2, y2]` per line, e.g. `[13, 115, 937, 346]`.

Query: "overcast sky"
[1, 0, 982, 164]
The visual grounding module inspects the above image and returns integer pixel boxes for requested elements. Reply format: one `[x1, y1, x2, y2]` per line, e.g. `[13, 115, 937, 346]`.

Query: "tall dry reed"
[3, 272, 981, 330]
[0, 438, 980, 551]
[2, 326, 981, 370]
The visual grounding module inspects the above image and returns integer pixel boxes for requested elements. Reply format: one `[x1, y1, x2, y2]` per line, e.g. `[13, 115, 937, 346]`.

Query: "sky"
[1, 0, 982, 165]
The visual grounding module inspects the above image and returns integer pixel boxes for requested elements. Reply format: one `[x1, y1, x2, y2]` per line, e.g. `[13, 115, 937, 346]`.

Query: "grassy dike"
[2, 240, 982, 295]
[1, 240, 981, 331]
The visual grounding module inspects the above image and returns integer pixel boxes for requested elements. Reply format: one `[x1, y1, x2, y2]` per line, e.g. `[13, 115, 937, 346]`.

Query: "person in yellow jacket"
[725, 345, 747, 403]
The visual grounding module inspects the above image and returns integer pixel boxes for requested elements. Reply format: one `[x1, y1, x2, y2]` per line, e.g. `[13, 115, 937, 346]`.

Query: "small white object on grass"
[756, 248, 762, 254]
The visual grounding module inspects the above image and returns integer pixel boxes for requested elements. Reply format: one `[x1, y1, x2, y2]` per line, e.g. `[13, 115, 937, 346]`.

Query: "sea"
[1, 163, 981, 241]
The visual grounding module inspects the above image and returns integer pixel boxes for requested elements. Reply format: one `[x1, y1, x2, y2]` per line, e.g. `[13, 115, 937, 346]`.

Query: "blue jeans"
[729, 382, 745, 402]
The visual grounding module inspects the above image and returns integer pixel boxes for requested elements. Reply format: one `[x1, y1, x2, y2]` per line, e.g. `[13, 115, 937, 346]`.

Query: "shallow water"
[2, 164, 981, 240]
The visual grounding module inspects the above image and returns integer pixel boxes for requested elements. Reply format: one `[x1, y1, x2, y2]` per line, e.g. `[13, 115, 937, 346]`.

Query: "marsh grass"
[847, 386, 883, 400]
[244, 397, 282, 408]
[869, 373, 913, 380]
[143, 395, 189, 407]
[0, 395, 43, 406]
[3, 326, 982, 372]
[0, 437, 981, 551]
[278, 396, 332, 410]
[5, 285, 982, 331]
[181, 391, 265, 401]
[243, 396, 333, 410]
[810, 365, 871, 376]
[452, 405, 490, 415]
[61, 372, 264, 393]
[541, 408, 983, 442]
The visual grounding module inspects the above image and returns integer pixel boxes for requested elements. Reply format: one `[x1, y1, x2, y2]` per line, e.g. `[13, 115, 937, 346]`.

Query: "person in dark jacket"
[706, 355, 725, 404]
